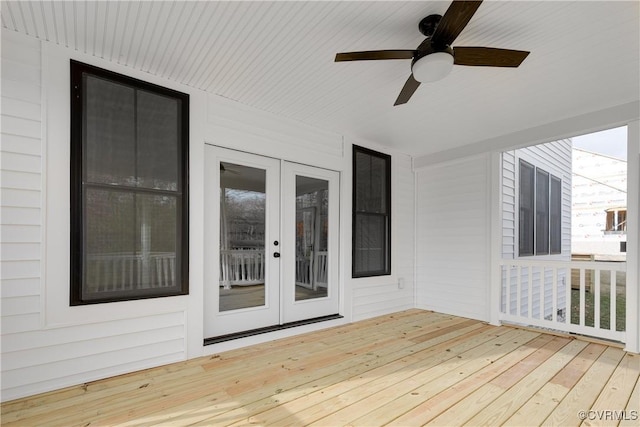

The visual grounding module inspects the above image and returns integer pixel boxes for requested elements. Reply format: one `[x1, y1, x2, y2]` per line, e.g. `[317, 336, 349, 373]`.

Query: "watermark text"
[577, 410, 638, 421]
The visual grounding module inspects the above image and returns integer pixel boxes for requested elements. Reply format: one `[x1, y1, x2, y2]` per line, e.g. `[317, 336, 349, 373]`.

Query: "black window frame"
[352, 145, 391, 278]
[70, 60, 189, 305]
[518, 159, 562, 257]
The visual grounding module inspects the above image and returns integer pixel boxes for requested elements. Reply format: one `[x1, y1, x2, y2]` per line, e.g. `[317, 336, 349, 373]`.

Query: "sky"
[571, 126, 627, 161]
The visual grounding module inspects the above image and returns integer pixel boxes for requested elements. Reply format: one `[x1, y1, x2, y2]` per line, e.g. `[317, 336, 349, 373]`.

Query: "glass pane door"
[220, 162, 267, 311]
[295, 177, 329, 301]
[205, 148, 340, 338]
[204, 147, 280, 338]
[282, 162, 339, 323]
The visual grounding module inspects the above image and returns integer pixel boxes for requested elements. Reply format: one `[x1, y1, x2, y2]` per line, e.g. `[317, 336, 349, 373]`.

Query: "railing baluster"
[163, 257, 169, 287]
[170, 257, 175, 287]
[565, 266, 571, 324]
[129, 258, 134, 289]
[516, 266, 522, 317]
[538, 267, 547, 320]
[594, 268, 601, 329]
[528, 266, 533, 319]
[610, 270, 616, 332]
[111, 259, 117, 291]
[579, 268, 586, 327]
[120, 257, 125, 290]
[155, 258, 161, 288]
[552, 267, 557, 322]
[504, 265, 510, 316]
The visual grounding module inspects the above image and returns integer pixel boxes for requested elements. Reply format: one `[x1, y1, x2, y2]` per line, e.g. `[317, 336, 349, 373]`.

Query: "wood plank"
[22, 311, 469, 426]
[428, 339, 588, 426]
[1, 310, 638, 427]
[583, 352, 640, 427]
[368, 334, 557, 426]
[191, 322, 492, 426]
[618, 374, 640, 427]
[504, 342, 606, 426]
[298, 329, 538, 426]
[465, 339, 590, 426]
[543, 347, 626, 426]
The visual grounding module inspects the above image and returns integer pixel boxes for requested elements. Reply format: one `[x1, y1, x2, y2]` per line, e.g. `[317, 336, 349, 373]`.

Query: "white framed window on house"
[519, 159, 562, 256]
[352, 145, 391, 277]
[70, 60, 189, 305]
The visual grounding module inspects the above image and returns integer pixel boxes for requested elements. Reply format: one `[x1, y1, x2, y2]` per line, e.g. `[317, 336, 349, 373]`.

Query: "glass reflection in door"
[295, 176, 329, 301]
[220, 162, 266, 311]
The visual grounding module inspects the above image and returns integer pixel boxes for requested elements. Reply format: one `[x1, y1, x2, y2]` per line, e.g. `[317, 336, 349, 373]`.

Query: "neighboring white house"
[571, 148, 627, 260]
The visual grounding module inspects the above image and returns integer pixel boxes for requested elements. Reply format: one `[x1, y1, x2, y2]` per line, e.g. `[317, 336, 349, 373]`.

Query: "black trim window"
[352, 145, 391, 277]
[70, 61, 189, 304]
[519, 159, 561, 256]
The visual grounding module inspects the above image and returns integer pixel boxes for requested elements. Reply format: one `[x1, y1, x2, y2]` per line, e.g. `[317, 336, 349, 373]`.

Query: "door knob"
[273, 252, 280, 258]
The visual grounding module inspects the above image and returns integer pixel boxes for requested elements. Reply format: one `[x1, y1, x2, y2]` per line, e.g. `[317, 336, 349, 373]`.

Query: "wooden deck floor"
[2, 309, 639, 426]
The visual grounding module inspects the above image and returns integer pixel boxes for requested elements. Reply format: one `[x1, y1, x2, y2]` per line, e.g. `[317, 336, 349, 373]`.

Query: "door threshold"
[204, 314, 343, 346]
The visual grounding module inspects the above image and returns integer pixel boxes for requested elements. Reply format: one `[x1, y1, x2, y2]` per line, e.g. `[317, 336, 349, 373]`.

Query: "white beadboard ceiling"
[2, 1, 639, 157]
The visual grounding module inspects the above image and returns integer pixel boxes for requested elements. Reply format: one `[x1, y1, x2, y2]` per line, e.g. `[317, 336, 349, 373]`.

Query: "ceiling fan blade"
[335, 50, 415, 62]
[432, 1, 483, 47]
[454, 47, 530, 67]
[394, 74, 421, 106]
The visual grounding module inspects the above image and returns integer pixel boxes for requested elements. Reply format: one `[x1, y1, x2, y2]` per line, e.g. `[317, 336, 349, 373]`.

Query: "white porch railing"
[499, 259, 626, 343]
[86, 252, 176, 292]
[218, 250, 329, 289]
[296, 251, 328, 289]
[220, 249, 265, 288]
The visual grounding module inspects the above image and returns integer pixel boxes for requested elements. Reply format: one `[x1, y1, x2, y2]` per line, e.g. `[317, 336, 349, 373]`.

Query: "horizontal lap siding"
[502, 140, 572, 317]
[1, 29, 187, 402]
[416, 155, 489, 321]
[1, 32, 43, 341]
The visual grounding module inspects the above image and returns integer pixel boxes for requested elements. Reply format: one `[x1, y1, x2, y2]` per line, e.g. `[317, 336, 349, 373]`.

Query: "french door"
[204, 146, 339, 338]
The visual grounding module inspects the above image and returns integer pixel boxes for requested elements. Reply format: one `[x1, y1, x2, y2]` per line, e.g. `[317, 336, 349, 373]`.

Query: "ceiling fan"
[335, 0, 530, 106]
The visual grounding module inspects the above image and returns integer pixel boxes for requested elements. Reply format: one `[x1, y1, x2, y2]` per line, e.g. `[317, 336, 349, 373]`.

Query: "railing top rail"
[87, 252, 176, 260]
[500, 258, 627, 272]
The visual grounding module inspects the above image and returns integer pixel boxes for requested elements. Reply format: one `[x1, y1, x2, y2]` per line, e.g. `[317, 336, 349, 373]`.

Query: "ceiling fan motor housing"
[418, 14, 442, 37]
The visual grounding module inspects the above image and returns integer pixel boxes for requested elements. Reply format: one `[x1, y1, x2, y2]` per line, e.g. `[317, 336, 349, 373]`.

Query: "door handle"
[273, 252, 280, 258]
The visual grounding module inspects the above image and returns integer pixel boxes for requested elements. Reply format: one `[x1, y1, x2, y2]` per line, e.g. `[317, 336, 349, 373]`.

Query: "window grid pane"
[83, 188, 180, 300]
[519, 160, 535, 256]
[353, 146, 391, 277]
[535, 169, 550, 255]
[354, 213, 387, 275]
[550, 175, 562, 254]
[71, 60, 189, 305]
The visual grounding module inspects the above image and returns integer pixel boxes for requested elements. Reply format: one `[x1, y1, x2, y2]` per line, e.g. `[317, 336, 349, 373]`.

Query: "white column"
[488, 152, 503, 325]
[625, 120, 639, 353]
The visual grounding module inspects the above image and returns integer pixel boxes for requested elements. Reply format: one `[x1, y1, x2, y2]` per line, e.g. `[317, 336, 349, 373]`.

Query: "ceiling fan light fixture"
[411, 51, 454, 83]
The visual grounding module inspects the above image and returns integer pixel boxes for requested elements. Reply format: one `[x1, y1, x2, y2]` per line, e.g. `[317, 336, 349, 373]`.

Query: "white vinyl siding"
[1, 30, 189, 402]
[416, 154, 490, 321]
[1, 31, 43, 340]
[502, 139, 572, 320]
[1, 28, 416, 401]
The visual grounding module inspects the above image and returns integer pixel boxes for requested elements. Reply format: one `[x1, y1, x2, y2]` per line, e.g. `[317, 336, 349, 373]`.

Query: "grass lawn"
[570, 289, 626, 331]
